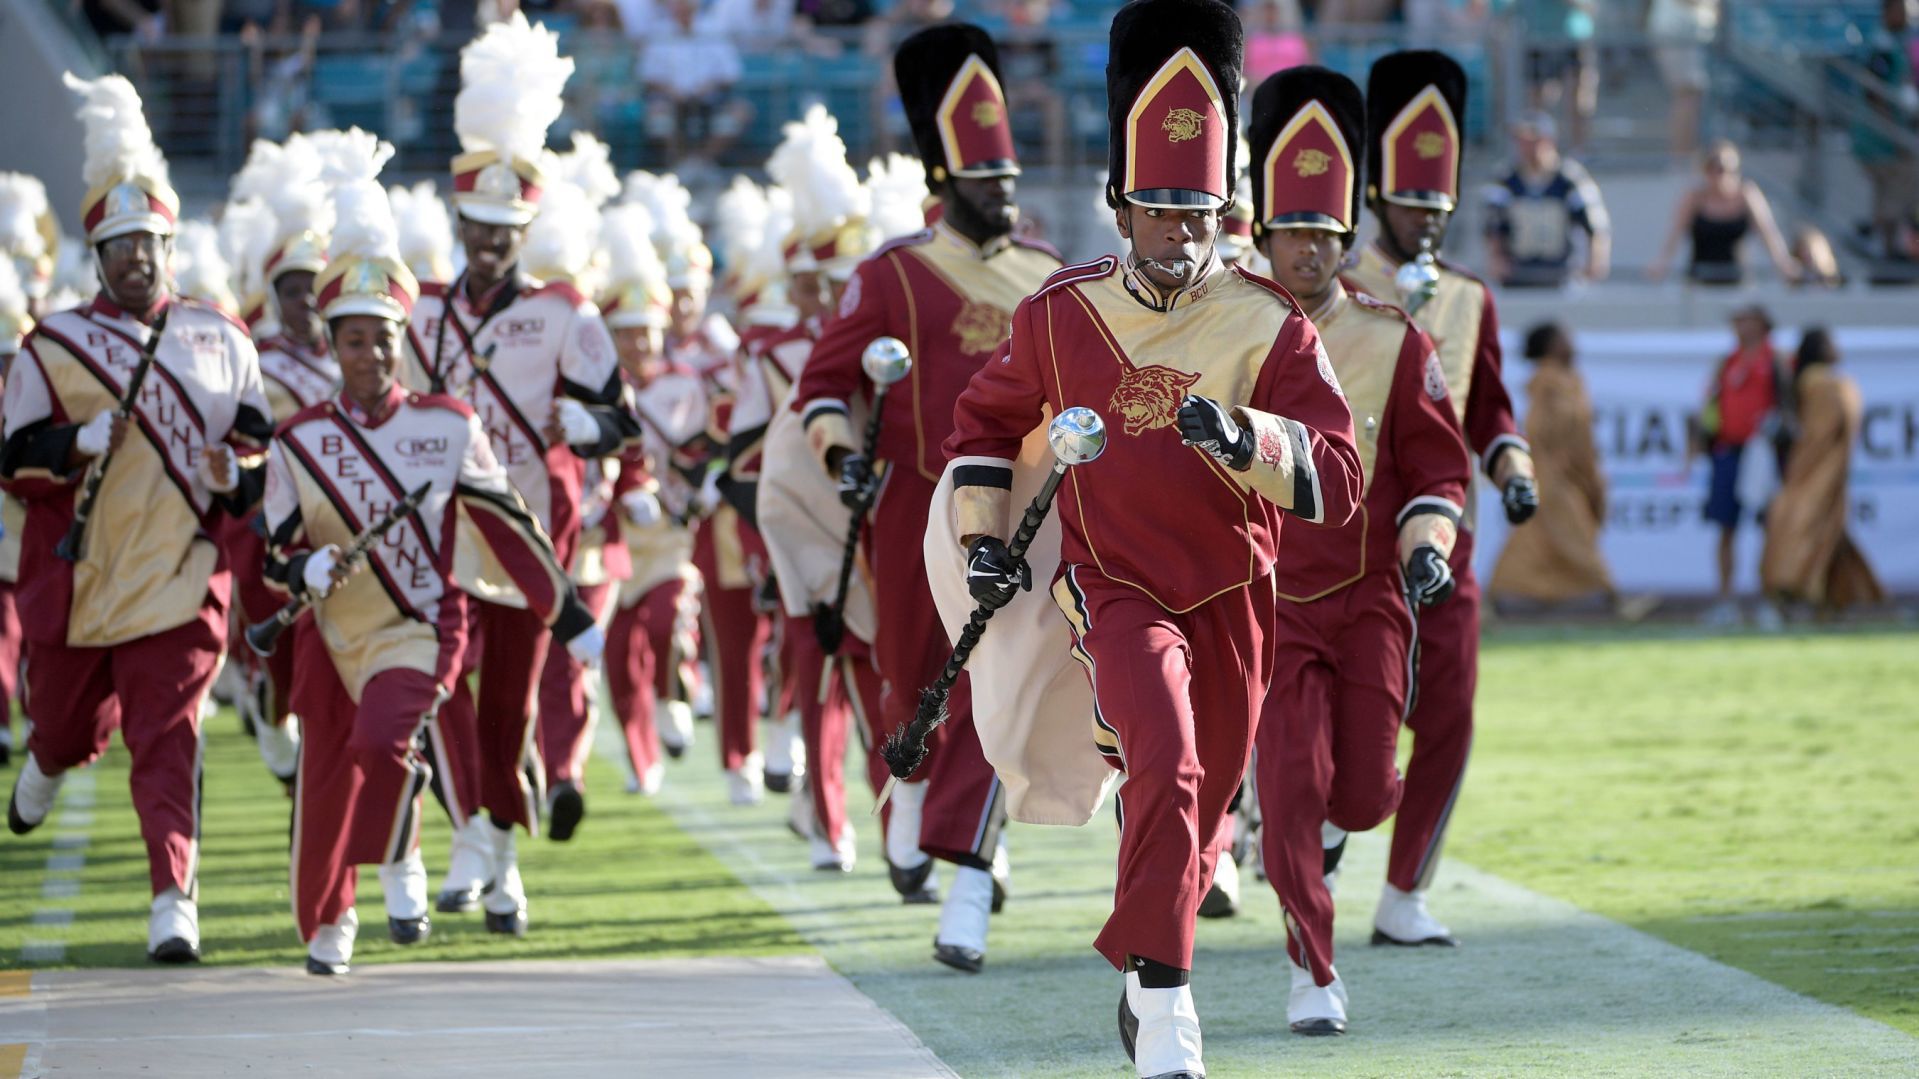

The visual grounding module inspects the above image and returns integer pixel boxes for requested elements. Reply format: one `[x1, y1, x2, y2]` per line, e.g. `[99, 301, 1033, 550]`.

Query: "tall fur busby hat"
[1365, 50, 1466, 211]
[1248, 65, 1365, 241]
[1104, 0, 1243, 211]
[894, 23, 1020, 184]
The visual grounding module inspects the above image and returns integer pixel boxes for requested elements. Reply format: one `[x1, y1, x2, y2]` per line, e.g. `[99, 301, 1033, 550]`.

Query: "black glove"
[1176, 394, 1253, 471]
[837, 452, 877, 511]
[1502, 475, 1539, 525]
[1404, 545, 1456, 607]
[812, 601, 845, 656]
[965, 536, 1030, 611]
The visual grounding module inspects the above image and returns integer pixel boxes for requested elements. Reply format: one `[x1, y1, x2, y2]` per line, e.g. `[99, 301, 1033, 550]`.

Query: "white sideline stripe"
[28, 1018, 908, 1046]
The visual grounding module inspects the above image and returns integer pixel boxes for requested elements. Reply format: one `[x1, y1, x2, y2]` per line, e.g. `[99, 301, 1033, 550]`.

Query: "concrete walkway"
[0, 956, 955, 1078]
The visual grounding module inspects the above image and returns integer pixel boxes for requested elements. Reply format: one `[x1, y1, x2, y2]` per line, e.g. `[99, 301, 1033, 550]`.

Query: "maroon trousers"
[1257, 577, 1412, 985]
[436, 597, 553, 833]
[691, 518, 772, 771]
[24, 607, 223, 897]
[0, 580, 20, 732]
[1054, 564, 1272, 973]
[289, 628, 437, 941]
[1388, 532, 1479, 892]
[869, 473, 1001, 867]
[782, 612, 886, 844]
[605, 578, 687, 782]
[537, 581, 615, 790]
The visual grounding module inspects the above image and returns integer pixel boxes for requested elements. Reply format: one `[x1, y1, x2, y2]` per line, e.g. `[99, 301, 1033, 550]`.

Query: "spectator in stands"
[1853, 0, 1919, 262]
[1759, 327, 1884, 619]
[643, 0, 754, 171]
[995, 0, 1068, 169]
[1648, 140, 1801, 286]
[1647, 0, 1717, 160]
[1694, 303, 1789, 627]
[864, 0, 955, 154]
[1501, 0, 1597, 151]
[80, 0, 163, 41]
[1243, 0, 1311, 86]
[1483, 110, 1609, 289]
[1317, 0, 1406, 26]
[1490, 322, 1617, 614]
[707, 0, 850, 57]
[242, 12, 322, 142]
[794, 0, 875, 47]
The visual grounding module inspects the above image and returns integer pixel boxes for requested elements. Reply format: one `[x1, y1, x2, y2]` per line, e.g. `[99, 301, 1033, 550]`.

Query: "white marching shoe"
[148, 886, 201, 964]
[436, 814, 497, 913]
[787, 776, 815, 840]
[1197, 855, 1239, 919]
[380, 850, 431, 945]
[627, 760, 664, 796]
[7, 753, 64, 835]
[482, 822, 528, 936]
[1372, 883, 1457, 947]
[763, 711, 806, 794]
[306, 908, 358, 976]
[254, 714, 301, 785]
[726, 750, 766, 806]
[932, 865, 993, 973]
[810, 820, 857, 873]
[1287, 959, 1349, 1035]
[1119, 970, 1205, 1078]
[884, 780, 938, 903]
[660, 700, 695, 759]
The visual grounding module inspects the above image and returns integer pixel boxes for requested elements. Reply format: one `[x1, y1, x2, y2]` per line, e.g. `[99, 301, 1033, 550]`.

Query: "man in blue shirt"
[1483, 110, 1610, 289]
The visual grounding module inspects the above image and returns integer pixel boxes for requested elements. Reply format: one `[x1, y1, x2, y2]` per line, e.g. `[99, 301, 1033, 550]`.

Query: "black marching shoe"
[437, 886, 483, 914]
[389, 916, 431, 946]
[1291, 1016, 1347, 1036]
[149, 938, 200, 964]
[764, 771, 793, 795]
[889, 859, 939, 905]
[305, 955, 348, 976]
[1118, 985, 1138, 1062]
[485, 908, 528, 937]
[547, 782, 586, 843]
[7, 791, 39, 836]
[933, 938, 983, 974]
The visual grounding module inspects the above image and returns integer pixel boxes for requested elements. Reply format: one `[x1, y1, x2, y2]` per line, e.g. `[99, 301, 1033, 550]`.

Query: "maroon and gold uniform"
[1343, 52, 1532, 912]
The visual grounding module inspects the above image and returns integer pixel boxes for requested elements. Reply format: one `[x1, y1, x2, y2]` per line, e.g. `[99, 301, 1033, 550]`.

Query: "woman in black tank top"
[1649, 140, 1803, 286]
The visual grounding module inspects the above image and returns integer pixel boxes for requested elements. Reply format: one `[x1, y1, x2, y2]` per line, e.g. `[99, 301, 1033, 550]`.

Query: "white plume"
[750, 187, 795, 284]
[63, 72, 169, 191]
[51, 236, 93, 298]
[712, 176, 768, 276]
[600, 202, 666, 293]
[550, 132, 621, 209]
[0, 172, 52, 258]
[454, 11, 574, 162]
[328, 180, 400, 264]
[388, 181, 455, 283]
[171, 220, 236, 311]
[621, 171, 703, 256]
[524, 181, 600, 284]
[766, 104, 866, 240]
[864, 153, 929, 244]
[301, 128, 396, 190]
[229, 139, 290, 203]
[218, 197, 279, 301]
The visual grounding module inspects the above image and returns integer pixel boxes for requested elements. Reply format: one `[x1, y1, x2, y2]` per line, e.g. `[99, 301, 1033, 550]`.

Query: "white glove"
[75, 412, 117, 457]
[302, 544, 343, 598]
[565, 622, 605, 664]
[196, 446, 238, 493]
[554, 398, 602, 447]
[697, 468, 721, 514]
[621, 489, 663, 528]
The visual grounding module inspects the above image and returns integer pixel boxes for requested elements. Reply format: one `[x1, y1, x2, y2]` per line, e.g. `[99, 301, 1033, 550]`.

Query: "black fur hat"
[1247, 65, 1365, 240]
[1104, 0, 1243, 210]
[1365, 50, 1467, 210]
[895, 23, 1020, 183]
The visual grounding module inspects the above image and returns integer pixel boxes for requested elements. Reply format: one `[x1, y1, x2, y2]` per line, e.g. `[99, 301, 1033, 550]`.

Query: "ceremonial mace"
[245, 482, 433, 657]
[813, 336, 912, 658]
[875, 407, 1108, 810]
[56, 307, 169, 562]
[1394, 235, 1441, 317]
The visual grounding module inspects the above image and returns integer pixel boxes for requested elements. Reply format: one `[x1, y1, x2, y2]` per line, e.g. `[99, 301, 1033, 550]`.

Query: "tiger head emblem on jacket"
[1110, 363, 1201, 436]
[951, 300, 1012, 356]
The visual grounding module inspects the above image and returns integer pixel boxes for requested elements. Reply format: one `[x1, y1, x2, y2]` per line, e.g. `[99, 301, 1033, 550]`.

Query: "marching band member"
[942, 1, 1360, 1068]
[1342, 51, 1539, 949]
[796, 23, 1060, 969]
[402, 13, 630, 932]
[0, 171, 54, 768]
[266, 175, 603, 974]
[1245, 66, 1472, 1035]
[599, 201, 706, 798]
[3, 73, 274, 962]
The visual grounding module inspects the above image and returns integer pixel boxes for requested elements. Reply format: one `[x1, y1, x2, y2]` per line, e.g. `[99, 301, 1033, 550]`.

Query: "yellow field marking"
[0, 972, 29, 998]
[0, 1043, 24, 1077]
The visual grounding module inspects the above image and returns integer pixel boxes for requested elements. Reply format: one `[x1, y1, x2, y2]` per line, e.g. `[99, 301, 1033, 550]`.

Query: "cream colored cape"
[757, 388, 877, 642]
[924, 423, 1114, 826]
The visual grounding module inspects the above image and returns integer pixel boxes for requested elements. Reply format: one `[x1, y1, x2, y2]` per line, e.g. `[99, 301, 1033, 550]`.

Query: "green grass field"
[3, 626, 1915, 1076]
